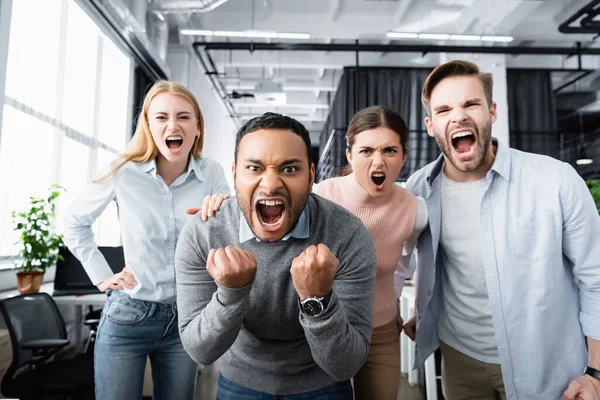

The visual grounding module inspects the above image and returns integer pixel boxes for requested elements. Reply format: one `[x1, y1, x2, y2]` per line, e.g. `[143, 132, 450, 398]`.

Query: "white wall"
[167, 45, 238, 192]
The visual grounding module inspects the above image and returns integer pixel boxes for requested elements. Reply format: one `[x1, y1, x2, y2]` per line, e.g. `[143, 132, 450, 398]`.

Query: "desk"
[0, 283, 107, 353]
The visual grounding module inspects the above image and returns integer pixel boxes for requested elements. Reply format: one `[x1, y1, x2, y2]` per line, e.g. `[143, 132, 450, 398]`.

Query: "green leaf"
[11, 185, 65, 272]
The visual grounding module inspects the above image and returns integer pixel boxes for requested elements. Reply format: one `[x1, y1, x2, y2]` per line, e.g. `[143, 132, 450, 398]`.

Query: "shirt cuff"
[84, 256, 115, 286]
[580, 310, 600, 341]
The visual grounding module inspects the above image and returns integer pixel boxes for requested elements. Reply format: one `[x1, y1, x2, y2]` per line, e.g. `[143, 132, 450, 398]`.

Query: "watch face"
[302, 299, 324, 316]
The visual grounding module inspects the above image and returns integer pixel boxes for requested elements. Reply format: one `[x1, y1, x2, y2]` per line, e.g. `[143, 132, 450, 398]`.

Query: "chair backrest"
[53, 245, 124, 295]
[0, 293, 67, 375]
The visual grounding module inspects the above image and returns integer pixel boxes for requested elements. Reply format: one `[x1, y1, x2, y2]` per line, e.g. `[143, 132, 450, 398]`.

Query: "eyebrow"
[359, 145, 399, 149]
[433, 97, 482, 113]
[153, 111, 192, 115]
[245, 158, 303, 167]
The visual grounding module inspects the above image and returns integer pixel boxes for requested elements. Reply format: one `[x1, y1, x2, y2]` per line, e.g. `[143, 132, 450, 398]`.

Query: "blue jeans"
[216, 374, 354, 400]
[95, 290, 197, 400]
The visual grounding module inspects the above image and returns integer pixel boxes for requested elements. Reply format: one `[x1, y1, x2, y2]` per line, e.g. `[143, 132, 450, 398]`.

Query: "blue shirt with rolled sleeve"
[63, 156, 230, 303]
[406, 139, 600, 399]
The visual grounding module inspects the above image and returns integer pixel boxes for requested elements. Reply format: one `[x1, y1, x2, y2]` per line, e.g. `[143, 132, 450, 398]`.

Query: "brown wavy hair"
[340, 106, 409, 176]
[421, 60, 493, 116]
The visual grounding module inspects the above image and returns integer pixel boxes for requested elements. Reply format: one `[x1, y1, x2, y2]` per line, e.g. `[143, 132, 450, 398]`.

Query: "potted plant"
[11, 185, 65, 294]
[586, 179, 600, 215]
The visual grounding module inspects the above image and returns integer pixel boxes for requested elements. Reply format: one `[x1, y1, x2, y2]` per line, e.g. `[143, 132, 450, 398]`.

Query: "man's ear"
[309, 163, 315, 191]
[490, 101, 498, 124]
[231, 162, 235, 180]
[425, 116, 434, 137]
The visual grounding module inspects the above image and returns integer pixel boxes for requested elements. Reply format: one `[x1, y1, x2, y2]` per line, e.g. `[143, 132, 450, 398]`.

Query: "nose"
[260, 168, 284, 194]
[372, 150, 385, 167]
[449, 107, 468, 124]
[166, 117, 178, 130]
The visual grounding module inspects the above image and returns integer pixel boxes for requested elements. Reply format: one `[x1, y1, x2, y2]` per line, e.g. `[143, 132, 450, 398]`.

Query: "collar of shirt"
[134, 157, 206, 183]
[426, 137, 511, 187]
[239, 204, 310, 243]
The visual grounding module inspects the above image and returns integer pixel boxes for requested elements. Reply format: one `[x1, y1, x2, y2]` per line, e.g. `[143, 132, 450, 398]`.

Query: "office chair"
[0, 293, 94, 399]
[83, 306, 102, 355]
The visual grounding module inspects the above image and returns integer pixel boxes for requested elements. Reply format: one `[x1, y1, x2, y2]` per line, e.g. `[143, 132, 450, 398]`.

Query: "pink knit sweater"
[316, 174, 417, 327]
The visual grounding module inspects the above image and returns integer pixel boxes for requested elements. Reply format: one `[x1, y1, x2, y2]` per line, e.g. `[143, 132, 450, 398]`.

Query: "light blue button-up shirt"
[406, 139, 600, 399]
[63, 156, 230, 303]
[239, 205, 310, 243]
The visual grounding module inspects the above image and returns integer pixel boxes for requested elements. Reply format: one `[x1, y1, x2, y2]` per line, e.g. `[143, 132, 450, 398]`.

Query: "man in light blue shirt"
[404, 60, 600, 399]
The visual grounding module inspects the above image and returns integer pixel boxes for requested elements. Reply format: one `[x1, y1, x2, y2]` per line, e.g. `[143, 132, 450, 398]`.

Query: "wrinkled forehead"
[352, 127, 403, 148]
[429, 76, 487, 107]
[237, 129, 310, 165]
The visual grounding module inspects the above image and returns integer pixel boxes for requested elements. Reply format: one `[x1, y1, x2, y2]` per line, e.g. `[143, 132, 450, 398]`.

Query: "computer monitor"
[53, 246, 124, 296]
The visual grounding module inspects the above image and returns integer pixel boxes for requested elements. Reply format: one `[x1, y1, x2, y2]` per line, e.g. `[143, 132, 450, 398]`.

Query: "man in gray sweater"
[174, 112, 376, 399]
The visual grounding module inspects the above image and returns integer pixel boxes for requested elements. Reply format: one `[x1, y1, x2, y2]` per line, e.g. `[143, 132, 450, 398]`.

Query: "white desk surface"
[0, 282, 107, 307]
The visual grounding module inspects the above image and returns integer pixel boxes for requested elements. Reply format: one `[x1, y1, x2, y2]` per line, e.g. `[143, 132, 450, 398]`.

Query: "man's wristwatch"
[585, 366, 600, 382]
[298, 291, 332, 318]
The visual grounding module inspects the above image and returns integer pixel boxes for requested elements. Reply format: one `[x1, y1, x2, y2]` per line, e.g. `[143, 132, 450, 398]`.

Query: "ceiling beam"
[195, 41, 600, 56]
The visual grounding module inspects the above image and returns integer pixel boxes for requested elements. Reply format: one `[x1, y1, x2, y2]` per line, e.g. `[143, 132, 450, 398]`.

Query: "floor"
[195, 359, 424, 400]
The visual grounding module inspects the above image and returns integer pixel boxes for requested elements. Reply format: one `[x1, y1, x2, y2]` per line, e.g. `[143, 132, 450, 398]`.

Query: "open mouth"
[371, 172, 386, 187]
[451, 130, 476, 157]
[256, 199, 286, 231]
[165, 135, 183, 150]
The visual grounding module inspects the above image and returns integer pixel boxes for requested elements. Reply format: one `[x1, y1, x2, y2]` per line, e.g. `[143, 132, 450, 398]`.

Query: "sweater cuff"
[216, 282, 253, 307]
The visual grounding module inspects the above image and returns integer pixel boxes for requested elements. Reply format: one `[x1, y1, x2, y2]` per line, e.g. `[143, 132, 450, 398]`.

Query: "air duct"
[146, 11, 168, 61]
[150, 0, 230, 14]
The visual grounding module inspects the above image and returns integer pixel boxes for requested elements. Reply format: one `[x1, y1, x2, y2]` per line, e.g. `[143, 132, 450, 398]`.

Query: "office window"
[97, 34, 131, 151]
[4, 0, 62, 118]
[0, 106, 54, 255]
[58, 138, 90, 216]
[0, 0, 132, 261]
[62, 4, 100, 136]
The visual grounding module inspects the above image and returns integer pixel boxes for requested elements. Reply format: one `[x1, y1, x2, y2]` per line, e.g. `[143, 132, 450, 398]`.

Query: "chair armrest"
[21, 339, 69, 350]
[84, 319, 100, 327]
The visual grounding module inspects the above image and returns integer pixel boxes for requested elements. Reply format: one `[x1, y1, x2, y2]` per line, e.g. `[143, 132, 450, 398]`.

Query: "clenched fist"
[290, 244, 339, 300]
[207, 246, 257, 288]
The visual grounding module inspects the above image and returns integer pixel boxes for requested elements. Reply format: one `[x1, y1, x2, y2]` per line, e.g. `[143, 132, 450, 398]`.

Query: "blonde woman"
[63, 80, 230, 400]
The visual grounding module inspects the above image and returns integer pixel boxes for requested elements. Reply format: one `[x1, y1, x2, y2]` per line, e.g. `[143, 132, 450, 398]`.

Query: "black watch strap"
[585, 367, 600, 382]
[321, 291, 333, 308]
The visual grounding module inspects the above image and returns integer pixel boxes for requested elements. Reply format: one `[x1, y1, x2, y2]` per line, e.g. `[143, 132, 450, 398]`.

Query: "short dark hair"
[422, 60, 493, 116]
[234, 112, 312, 162]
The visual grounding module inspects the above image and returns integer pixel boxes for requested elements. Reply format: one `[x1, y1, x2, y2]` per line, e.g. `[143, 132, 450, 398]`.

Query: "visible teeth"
[258, 200, 283, 206]
[372, 173, 384, 177]
[166, 136, 182, 141]
[452, 131, 473, 140]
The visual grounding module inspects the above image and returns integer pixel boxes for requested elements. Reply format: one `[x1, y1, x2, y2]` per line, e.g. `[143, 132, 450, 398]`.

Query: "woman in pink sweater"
[315, 105, 427, 400]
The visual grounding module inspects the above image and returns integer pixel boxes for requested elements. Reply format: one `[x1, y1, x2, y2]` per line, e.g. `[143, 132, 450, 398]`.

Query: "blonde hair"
[94, 80, 204, 183]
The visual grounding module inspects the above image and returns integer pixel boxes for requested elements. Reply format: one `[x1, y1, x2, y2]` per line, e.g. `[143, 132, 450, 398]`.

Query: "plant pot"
[16, 271, 44, 294]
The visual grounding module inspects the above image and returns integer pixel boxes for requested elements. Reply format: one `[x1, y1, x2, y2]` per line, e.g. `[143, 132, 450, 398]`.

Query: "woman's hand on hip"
[96, 267, 137, 292]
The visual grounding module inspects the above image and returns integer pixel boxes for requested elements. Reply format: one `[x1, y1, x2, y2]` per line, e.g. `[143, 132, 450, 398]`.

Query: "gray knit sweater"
[175, 193, 376, 395]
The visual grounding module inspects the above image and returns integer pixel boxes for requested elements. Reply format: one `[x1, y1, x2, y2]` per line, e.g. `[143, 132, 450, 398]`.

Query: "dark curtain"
[317, 67, 438, 182]
[131, 65, 158, 138]
[507, 69, 558, 158]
